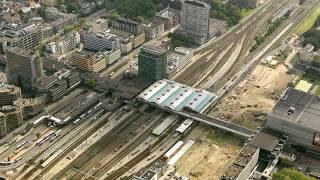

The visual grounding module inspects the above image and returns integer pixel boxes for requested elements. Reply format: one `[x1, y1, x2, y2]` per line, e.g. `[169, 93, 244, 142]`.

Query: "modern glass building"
[138, 45, 168, 81]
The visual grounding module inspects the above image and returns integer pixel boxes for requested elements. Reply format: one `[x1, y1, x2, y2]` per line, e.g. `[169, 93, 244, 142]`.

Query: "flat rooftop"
[250, 132, 279, 152]
[184, 0, 210, 8]
[0, 84, 20, 94]
[54, 92, 97, 119]
[222, 144, 259, 180]
[141, 45, 168, 56]
[269, 88, 320, 130]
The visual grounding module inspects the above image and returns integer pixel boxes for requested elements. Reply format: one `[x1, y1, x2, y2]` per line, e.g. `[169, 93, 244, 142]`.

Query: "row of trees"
[210, 0, 243, 26]
[303, 16, 320, 50]
[63, 18, 85, 34]
[251, 11, 291, 52]
[106, 0, 243, 26]
[272, 168, 314, 180]
[168, 32, 193, 48]
[105, 0, 161, 19]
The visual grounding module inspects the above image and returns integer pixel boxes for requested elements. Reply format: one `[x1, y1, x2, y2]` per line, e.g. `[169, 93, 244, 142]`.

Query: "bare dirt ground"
[209, 64, 295, 129]
[175, 125, 242, 180]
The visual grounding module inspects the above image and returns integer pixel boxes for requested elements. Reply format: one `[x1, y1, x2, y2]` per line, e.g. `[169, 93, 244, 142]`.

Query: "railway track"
[175, 0, 291, 88]
[58, 111, 145, 179]
[101, 119, 183, 180]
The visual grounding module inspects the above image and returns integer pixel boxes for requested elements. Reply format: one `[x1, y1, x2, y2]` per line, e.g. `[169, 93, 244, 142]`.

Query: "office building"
[14, 97, 44, 119]
[120, 40, 133, 55]
[83, 31, 120, 52]
[144, 22, 165, 40]
[80, 2, 94, 15]
[45, 7, 78, 32]
[5, 47, 44, 91]
[86, 18, 109, 33]
[221, 145, 260, 180]
[181, 0, 211, 45]
[0, 23, 53, 50]
[112, 17, 143, 35]
[138, 45, 168, 81]
[167, 47, 193, 76]
[17, 24, 53, 50]
[266, 88, 320, 156]
[134, 160, 167, 180]
[105, 49, 121, 65]
[55, 31, 81, 54]
[0, 106, 23, 138]
[72, 50, 106, 73]
[0, 84, 21, 106]
[131, 33, 146, 49]
[45, 31, 81, 61]
[230, 0, 259, 9]
[153, 7, 180, 30]
[109, 28, 145, 50]
[33, 68, 80, 102]
[162, 0, 183, 10]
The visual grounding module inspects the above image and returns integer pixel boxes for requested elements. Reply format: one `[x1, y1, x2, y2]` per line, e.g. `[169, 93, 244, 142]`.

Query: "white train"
[176, 119, 193, 134]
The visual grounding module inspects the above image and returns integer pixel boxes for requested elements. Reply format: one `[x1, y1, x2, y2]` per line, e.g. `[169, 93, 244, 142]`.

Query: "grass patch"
[207, 128, 242, 147]
[241, 9, 254, 18]
[295, 5, 320, 35]
[291, 54, 299, 65]
[273, 54, 287, 62]
[315, 86, 320, 95]
[295, 73, 320, 94]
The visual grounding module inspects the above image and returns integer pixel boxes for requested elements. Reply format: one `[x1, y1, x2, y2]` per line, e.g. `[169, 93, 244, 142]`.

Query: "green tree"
[108, 0, 159, 19]
[65, 2, 79, 13]
[36, 133, 41, 138]
[85, 80, 96, 89]
[313, 16, 320, 28]
[278, 158, 293, 168]
[272, 168, 314, 180]
[287, 82, 294, 88]
[56, 0, 64, 5]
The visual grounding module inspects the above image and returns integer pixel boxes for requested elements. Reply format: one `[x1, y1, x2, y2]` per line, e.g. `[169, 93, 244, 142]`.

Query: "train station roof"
[138, 79, 217, 113]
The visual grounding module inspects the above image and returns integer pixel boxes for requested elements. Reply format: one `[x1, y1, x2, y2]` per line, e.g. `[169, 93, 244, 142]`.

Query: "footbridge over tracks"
[177, 110, 257, 138]
[140, 102, 257, 138]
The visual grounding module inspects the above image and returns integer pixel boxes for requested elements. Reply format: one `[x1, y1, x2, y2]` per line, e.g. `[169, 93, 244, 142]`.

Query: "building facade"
[14, 97, 44, 119]
[181, 0, 211, 45]
[45, 7, 78, 32]
[138, 45, 168, 81]
[266, 88, 320, 156]
[0, 84, 21, 106]
[33, 69, 80, 102]
[153, 7, 180, 30]
[144, 22, 165, 40]
[72, 50, 106, 72]
[0, 106, 23, 138]
[83, 31, 120, 52]
[112, 18, 143, 35]
[105, 49, 121, 65]
[6, 47, 44, 91]
[0, 23, 53, 51]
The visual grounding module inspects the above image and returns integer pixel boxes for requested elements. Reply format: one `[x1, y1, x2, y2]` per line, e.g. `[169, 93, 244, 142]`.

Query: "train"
[176, 119, 193, 134]
[36, 130, 62, 146]
[163, 141, 184, 160]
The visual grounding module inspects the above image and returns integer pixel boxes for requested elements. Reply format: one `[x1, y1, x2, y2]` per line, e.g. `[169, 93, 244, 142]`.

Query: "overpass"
[178, 110, 257, 138]
[139, 101, 257, 138]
